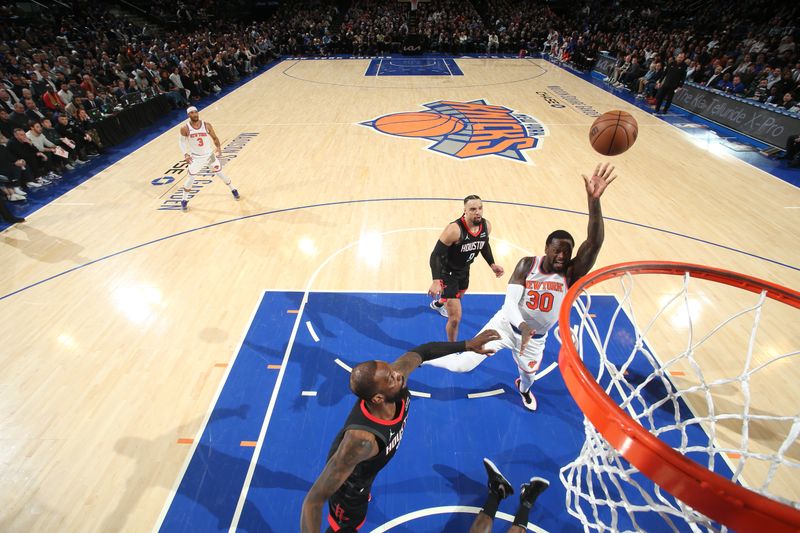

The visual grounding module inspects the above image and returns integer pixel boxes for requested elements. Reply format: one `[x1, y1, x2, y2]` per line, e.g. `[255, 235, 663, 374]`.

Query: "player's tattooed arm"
[301, 429, 378, 533]
[392, 352, 425, 379]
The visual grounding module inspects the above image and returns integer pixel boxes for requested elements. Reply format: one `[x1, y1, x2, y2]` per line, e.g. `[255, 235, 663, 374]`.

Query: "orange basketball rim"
[558, 261, 800, 532]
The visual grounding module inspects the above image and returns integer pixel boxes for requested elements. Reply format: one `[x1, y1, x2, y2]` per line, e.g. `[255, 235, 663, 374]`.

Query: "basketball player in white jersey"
[178, 106, 239, 211]
[425, 163, 617, 411]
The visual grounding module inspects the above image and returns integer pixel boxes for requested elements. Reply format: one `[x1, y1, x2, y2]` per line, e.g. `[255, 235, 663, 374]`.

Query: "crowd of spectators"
[0, 0, 282, 220]
[1, 0, 798, 222]
[530, 1, 798, 114]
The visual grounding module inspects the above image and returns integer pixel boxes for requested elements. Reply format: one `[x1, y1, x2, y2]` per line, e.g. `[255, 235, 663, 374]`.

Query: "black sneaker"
[520, 477, 550, 509]
[515, 378, 537, 411]
[483, 458, 514, 499]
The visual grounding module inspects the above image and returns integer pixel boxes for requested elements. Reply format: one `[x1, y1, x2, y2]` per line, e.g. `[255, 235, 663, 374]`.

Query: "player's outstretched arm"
[570, 163, 617, 283]
[391, 330, 500, 379]
[301, 429, 378, 533]
[428, 223, 460, 297]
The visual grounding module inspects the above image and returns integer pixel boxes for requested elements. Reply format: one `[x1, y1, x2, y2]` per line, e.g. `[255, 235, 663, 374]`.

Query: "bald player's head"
[350, 360, 381, 402]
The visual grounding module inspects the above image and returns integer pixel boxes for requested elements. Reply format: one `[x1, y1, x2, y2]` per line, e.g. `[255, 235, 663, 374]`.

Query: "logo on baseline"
[361, 99, 547, 162]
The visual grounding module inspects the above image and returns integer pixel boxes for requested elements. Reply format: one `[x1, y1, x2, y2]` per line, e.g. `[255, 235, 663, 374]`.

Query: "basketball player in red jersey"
[301, 329, 500, 533]
[178, 106, 239, 211]
[427, 195, 505, 341]
[427, 163, 617, 411]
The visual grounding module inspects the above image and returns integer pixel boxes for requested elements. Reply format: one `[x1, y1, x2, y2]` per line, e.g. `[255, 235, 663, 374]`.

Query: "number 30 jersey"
[518, 256, 568, 334]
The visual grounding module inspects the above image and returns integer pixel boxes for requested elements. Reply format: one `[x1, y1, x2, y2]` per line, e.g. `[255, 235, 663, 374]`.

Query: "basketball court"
[1, 56, 798, 532]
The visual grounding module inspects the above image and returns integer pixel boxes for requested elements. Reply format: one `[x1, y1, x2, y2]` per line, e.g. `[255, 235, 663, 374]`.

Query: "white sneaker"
[65, 164, 75, 170]
[27, 180, 43, 188]
[13, 187, 27, 196]
[430, 300, 448, 318]
[8, 193, 26, 202]
[76, 159, 88, 165]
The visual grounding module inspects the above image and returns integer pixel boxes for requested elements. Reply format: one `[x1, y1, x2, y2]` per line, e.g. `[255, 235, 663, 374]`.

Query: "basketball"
[589, 110, 638, 156]
[373, 111, 465, 137]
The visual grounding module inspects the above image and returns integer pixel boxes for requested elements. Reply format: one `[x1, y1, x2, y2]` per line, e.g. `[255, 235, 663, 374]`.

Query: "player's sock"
[512, 501, 531, 528]
[182, 188, 189, 201]
[480, 492, 501, 520]
[217, 171, 234, 190]
[513, 477, 549, 527]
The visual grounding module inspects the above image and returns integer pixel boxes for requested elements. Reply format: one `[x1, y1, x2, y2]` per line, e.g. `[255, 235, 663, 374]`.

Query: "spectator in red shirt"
[42, 87, 65, 112]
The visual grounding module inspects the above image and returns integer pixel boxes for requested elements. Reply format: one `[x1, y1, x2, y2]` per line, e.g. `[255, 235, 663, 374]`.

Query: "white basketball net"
[559, 269, 800, 532]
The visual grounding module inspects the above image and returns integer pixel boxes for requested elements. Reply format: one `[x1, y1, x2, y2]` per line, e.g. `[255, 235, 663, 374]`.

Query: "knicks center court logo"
[361, 100, 547, 162]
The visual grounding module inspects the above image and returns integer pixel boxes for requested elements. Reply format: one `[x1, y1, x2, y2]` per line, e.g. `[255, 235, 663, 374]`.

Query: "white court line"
[409, 390, 431, 398]
[467, 388, 505, 399]
[376, 57, 383, 76]
[305, 320, 320, 342]
[335, 358, 352, 372]
[533, 361, 558, 381]
[152, 290, 267, 533]
[223, 232, 549, 530]
[301, 391, 317, 397]
[227, 226, 467, 531]
[368, 505, 548, 533]
[443, 58, 454, 77]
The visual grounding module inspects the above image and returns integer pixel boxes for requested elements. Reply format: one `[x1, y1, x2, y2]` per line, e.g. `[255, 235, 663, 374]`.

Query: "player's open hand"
[427, 280, 443, 298]
[490, 263, 505, 278]
[467, 329, 500, 355]
[582, 162, 617, 199]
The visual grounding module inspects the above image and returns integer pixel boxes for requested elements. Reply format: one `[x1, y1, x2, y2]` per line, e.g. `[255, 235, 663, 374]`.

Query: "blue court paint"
[364, 58, 464, 76]
[159, 291, 304, 533]
[160, 291, 733, 532]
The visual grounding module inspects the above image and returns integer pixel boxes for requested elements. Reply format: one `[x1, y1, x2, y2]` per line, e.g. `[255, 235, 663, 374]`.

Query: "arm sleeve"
[410, 340, 467, 362]
[502, 283, 526, 329]
[429, 240, 449, 280]
[480, 241, 495, 265]
[178, 133, 189, 154]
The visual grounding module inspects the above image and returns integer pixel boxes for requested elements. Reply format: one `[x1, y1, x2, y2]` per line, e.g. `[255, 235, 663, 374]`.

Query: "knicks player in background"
[178, 106, 239, 211]
[301, 329, 500, 533]
[426, 163, 617, 411]
[427, 195, 505, 341]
